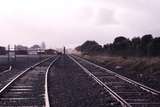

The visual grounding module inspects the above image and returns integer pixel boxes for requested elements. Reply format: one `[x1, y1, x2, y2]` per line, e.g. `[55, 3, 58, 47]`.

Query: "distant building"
[45, 49, 56, 55]
[0, 46, 6, 55]
[15, 45, 28, 55]
[16, 45, 28, 50]
[28, 44, 41, 55]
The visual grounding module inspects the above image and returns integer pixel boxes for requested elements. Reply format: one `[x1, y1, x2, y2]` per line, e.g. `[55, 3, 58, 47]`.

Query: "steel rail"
[0, 56, 54, 95]
[69, 55, 132, 107]
[72, 55, 160, 95]
[45, 56, 59, 107]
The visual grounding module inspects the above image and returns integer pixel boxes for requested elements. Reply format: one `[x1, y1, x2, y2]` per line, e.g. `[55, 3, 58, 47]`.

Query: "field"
[0, 55, 51, 71]
[79, 54, 160, 91]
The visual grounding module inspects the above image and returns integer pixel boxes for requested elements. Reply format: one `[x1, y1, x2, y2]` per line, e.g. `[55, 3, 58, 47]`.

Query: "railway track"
[69, 55, 160, 107]
[0, 55, 51, 91]
[48, 55, 121, 107]
[0, 56, 59, 107]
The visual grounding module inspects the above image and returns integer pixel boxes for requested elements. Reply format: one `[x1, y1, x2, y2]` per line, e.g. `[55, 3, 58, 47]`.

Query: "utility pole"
[63, 46, 66, 55]
[39, 48, 41, 61]
[8, 45, 10, 65]
[14, 45, 16, 63]
[27, 48, 29, 65]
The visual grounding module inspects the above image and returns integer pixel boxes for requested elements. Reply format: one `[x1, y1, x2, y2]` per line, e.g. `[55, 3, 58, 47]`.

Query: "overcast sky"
[0, 0, 160, 48]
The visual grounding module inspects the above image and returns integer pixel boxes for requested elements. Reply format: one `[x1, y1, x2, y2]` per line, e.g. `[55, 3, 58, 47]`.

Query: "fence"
[0, 45, 53, 71]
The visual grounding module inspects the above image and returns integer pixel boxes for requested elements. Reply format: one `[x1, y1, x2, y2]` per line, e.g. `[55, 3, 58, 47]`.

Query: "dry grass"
[83, 55, 160, 72]
[79, 54, 160, 90]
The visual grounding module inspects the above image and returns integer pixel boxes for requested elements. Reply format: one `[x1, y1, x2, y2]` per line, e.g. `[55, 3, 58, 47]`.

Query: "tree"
[148, 37, 160, 56]
[30, 45, 41, 50]
[132, 37, 141, 48]
[131, 37, 141, 56]
[140, 34, 153, 56]
[103, 43, 113, 53]
[75, 40, 102, 54]
[113, 36, 131, 51]
[75, 34, 160, 57]
[75, 46, 81, 51]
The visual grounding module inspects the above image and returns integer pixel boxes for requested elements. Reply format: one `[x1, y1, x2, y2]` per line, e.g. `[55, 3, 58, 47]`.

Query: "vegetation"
[75, 40, 102, 55]
[76, 34, 160, 57]
[75, 35, 160, 90]
[81, 55, 160, 90]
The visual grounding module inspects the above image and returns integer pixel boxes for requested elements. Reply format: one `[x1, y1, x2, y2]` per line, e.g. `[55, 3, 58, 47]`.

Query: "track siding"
[0, 57, 56, 107]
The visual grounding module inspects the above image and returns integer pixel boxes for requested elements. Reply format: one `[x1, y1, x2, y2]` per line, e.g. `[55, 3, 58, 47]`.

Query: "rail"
[69, 55, 132, 107]
[72, 55, 160, 95]
[45, 56, 59, 107]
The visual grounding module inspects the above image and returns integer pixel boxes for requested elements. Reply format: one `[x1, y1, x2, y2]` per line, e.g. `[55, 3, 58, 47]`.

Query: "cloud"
[0, 0, 160, 48]
[95, 8, 118, 25]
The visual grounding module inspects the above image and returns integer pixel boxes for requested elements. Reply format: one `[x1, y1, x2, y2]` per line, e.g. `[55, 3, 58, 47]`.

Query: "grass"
[79, 54, 160, 91]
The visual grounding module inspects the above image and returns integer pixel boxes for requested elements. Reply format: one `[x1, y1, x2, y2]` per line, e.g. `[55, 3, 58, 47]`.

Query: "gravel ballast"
[48, 55, 121, 107]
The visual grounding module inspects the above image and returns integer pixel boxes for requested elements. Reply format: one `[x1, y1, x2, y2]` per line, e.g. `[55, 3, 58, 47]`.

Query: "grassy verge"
[78, 54, 160, 91]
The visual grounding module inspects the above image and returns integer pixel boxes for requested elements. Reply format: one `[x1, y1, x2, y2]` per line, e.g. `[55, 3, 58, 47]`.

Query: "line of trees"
[76, 34, 160, 57]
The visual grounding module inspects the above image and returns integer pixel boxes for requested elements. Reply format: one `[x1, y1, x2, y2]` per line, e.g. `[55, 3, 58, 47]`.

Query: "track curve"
[0, 56, 59, 107]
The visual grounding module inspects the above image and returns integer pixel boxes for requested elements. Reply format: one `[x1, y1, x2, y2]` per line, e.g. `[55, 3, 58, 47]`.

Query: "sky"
[0, 0, 160, 48]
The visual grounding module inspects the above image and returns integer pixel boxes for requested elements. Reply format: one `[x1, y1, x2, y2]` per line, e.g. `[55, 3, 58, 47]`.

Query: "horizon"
[0, 0, 160, 48]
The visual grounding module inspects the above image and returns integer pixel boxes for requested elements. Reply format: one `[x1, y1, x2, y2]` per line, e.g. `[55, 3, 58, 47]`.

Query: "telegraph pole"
[39, 48, 42, 61]
[63, 46, 66, 55]
[14, 45, 16, 63]
[7, 45, 10, 65]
